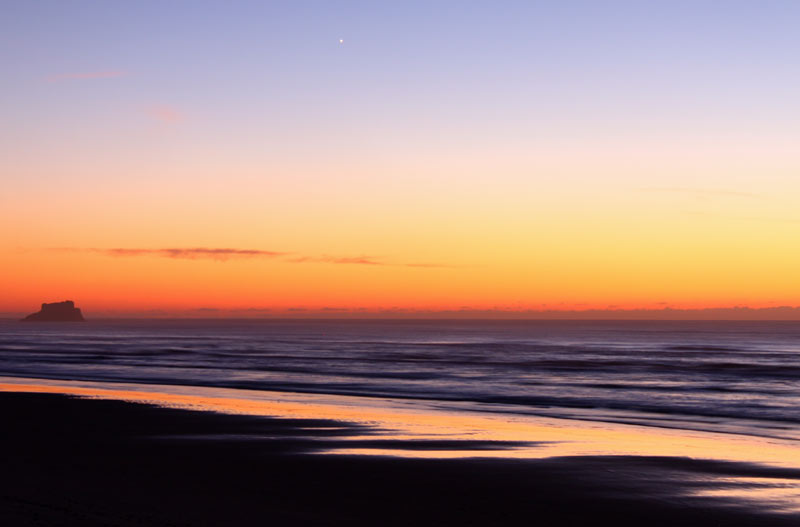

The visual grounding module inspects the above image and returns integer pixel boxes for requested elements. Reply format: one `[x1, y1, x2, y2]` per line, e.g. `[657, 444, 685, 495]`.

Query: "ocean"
[2, 319, 799, 439]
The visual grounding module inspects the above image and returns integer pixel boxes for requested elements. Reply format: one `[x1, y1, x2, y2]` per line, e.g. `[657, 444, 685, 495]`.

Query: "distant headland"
[21, 301, 85, 322]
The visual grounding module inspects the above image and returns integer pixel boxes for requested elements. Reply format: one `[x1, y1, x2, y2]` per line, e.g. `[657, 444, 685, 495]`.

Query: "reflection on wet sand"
[2, 375, 800, 514]
[696, 477, 800, 514]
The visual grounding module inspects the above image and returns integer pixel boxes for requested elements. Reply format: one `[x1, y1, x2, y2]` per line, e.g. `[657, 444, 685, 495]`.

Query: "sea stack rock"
[21, 301, 85, 322]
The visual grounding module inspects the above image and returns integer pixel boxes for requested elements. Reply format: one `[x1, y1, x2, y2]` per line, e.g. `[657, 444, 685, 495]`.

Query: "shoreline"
[2, 376, 800, 524]
[2, 375, 800, 462]
[2, 372, 798, 443]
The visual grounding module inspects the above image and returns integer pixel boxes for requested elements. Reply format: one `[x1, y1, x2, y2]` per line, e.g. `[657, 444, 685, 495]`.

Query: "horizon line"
[6, 305, 800, 321]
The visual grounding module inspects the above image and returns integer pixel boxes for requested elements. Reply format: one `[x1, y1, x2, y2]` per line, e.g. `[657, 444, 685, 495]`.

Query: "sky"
[2, 1, 800, 317]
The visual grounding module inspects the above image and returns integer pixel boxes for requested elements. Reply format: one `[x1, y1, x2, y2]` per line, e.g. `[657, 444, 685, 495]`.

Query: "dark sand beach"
[3, 388, 800, 526]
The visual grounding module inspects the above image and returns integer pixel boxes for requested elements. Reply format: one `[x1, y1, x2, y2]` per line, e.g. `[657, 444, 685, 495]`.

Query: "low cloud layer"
[58, 305, 800, 320]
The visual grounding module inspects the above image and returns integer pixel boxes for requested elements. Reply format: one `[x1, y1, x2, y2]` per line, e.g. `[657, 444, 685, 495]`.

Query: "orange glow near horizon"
[4, 183, 800, 318]
[5, 146, 800, 316]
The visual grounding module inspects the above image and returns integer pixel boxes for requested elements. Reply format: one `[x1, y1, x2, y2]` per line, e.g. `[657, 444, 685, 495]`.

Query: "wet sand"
[2, 379, 800, 526]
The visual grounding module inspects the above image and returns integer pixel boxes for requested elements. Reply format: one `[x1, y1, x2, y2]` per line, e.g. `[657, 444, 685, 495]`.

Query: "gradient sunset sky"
[3, 1, 800, 316]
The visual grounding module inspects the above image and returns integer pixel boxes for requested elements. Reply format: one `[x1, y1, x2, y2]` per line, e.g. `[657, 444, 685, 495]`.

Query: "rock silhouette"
[21, 301, 85, 322]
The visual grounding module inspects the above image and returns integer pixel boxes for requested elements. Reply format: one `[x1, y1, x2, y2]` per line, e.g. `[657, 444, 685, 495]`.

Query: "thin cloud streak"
[116, 248, 286, 260]
[403, 262, 459, 269]
[289, 256, 457, 267]
[146, 104, 183, 123]
[46, 71, 127, 82]
[51, 247, 287, 261]
[288, 255, 382, 265]
[639, 187, 761, 199]
[48, 247, 450, 268]
[685, 211, 800, 225]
